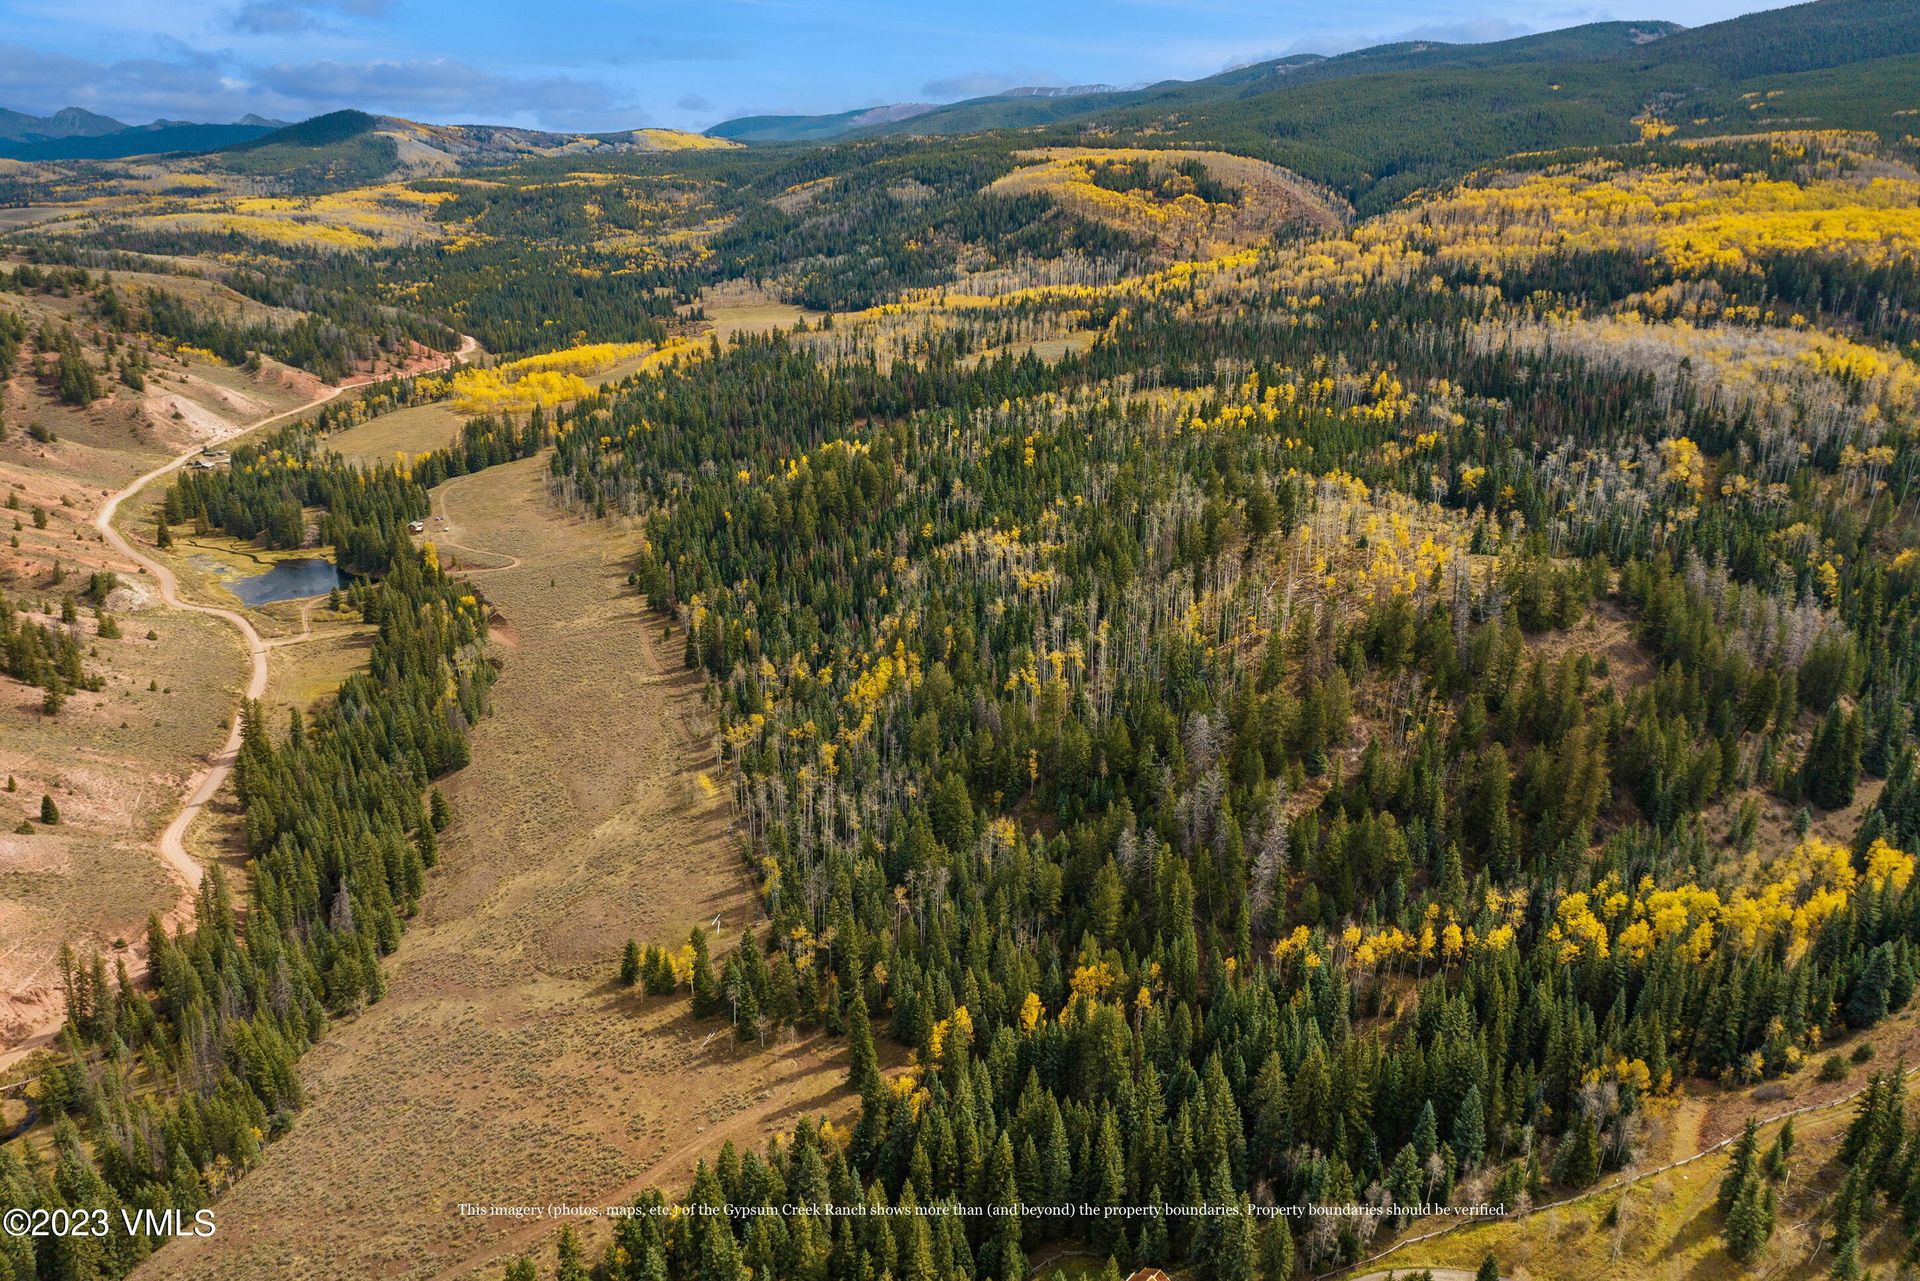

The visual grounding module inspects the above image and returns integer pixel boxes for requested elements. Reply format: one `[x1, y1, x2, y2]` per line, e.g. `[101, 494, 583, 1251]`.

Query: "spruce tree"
[1846, 946, 1893, 1028]
[555, 1226, 589, 1281]
[982, 1132, 1024, 1281]
[1765, 1119, 1793, 1181]
[732, 967, 760, 1042]
[1258, 1219, 1293, 1281]
[1724, 1164, 1770, 1262]
[1719, 1119, 1760, 1212]
[1551, 1111, 1601, 1189]
[1454, 1084, 1487, 1173]
[689, 927, 721, 1017]
[1413, 1100, 1439, 1163]
[846, 987, 881, 1095]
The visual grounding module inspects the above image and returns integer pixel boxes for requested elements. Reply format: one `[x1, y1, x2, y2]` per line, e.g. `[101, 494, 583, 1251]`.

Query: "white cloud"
[0, 40, 639, 129]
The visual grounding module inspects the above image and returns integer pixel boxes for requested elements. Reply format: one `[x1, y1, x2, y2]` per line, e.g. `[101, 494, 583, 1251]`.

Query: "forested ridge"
[523, 133, 1920, 1280]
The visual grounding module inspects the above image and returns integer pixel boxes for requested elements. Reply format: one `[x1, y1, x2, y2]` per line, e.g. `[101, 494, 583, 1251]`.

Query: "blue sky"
[0, 0, 1797, 133]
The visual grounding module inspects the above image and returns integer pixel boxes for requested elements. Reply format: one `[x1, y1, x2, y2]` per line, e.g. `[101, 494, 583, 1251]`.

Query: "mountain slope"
[0, 106, 128, 144]
[1119, 0, 1920, 211]
[710, 103, 940, 144]
[0, 106, 292, 160]
[704, 20, 1686, 143]
[1633, 0, 1920, 77]
[702, 0, 1920, 191]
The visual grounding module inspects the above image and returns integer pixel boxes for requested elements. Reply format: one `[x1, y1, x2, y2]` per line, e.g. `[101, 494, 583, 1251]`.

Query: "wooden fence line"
[1313, 1064, 1920, 1279]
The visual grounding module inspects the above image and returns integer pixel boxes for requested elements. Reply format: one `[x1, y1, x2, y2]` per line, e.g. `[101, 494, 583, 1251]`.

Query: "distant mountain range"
[708, 83, 1126, 144]
[6, 0, 1916, 200]
[0, 104, 734, 179]
[706, 21, 1692, 143]
[703, 0, 1920, 145]
[0, 108, 290, 161]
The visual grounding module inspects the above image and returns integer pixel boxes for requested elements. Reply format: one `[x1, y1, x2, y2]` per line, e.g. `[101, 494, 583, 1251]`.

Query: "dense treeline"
[525, 214, 1919, 1277]
[140, 288, 422, 384]
[162, 392, 546, 570]
[0, 391, 503, 1281]
[0, 306, 25, 380]
[8, 244, 456, 380]
[703, 144, 1151, 310]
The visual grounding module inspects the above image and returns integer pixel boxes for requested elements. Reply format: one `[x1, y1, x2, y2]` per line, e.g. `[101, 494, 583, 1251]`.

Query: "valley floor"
[135, 453, 858, 1281]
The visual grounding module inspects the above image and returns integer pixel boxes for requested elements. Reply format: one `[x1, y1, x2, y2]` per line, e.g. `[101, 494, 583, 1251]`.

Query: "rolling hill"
[197, 110, 736, 188]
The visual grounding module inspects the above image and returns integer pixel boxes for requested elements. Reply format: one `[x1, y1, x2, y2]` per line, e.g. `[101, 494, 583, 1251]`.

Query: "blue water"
[230, 558, 345, 607]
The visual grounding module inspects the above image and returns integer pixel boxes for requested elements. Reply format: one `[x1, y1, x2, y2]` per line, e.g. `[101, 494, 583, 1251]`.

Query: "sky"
[0, 0, 1800, 134]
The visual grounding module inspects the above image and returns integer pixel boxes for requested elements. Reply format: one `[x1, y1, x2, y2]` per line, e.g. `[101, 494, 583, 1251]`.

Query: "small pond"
[230, 558, 347, 607]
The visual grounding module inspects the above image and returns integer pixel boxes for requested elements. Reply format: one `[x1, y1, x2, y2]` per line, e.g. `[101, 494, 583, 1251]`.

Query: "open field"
[1373, 1100, 1867, 1281]
[136, 453, 859, 1281]
[322, 399, 468, 463]
[0, 605, 242, 1048]
[0, 206, 65, 231]
[259, 602, 373, 722]
[692, 283, 819, 344]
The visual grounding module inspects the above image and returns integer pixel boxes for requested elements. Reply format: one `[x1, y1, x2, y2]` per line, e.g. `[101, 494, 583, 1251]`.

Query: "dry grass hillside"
[0, 269, 328, 1063]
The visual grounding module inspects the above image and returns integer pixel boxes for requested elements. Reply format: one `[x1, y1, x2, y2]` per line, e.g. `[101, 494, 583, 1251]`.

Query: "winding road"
[94, 335, 481, 903]
[426, 469, 524, 573]
[0, 338, 479, 1071]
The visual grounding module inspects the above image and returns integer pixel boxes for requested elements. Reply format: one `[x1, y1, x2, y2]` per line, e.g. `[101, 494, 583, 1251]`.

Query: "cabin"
[188, 458, 218, 470]
[1125, 1271, 1172, 1281]
[408, 520, 426, 534]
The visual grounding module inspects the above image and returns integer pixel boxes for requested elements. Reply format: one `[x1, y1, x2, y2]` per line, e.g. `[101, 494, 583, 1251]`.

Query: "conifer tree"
[1454, 1085, 1486, 1173]
[1258, 1218, 1293, 1281]
[982, 1131, 1025, 1281]
[690, 927, 721, 1017]
[1551, 1111, 1601, 1189]
[555, 1227, 589, 1281]
[846, 987, 881, 1096]
[1719, 1119, 1760, 1212]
